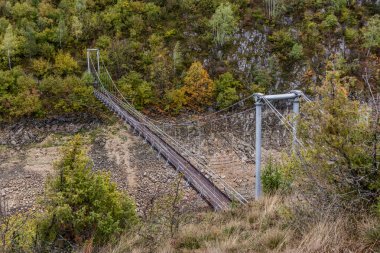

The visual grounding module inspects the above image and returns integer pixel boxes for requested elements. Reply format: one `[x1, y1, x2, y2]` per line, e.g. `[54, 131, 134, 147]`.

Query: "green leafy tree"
[321, 13, 339, 29]
[2, 24, 16, 69]
[54, 52, 79, 76]
[0, 67, 41, 121]
[209, 3, 238, 48]
[0, 18, 10, 35]
[289, 43, 304, 61]
[295, 60, 379, 211]
[165, 88, 187, 114]
[75, 0, 87, 13]
[35, 136, 138, 250]
[20, 23, 38, 59]
[118, 71, 155, 109]
[11, 2, 37, 20]
[136, 81, 155, 109]
[39, 75, 96, 114]
[269, 29, 303, 67]
[215, 72, 241, 108]
[56, 17, 67, 48]
[71, 16, 83, 40]
[265, 0, 285, 18]
[251, 67, 273, 92]
[32, 58, 51, 79]
[173, 41, 183, 75]
[361, 14, 380, 53]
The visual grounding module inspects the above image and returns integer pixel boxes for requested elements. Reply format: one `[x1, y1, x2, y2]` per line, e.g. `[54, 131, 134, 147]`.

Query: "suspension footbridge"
[87, 49, 310, 211]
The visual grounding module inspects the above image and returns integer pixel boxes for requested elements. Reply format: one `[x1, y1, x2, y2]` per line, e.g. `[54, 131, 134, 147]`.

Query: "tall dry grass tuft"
[295, 218, 348, 252]
[286, 214, 376, 253]
[98, 195, 378, 253]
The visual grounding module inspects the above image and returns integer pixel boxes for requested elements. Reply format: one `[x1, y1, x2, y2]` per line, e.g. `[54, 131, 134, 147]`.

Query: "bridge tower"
[254, 91, 303, 200]
[86, 48, 100, 75]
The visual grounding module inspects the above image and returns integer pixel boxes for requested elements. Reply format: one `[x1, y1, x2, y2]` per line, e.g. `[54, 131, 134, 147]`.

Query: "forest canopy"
[0, 0, 378, 120]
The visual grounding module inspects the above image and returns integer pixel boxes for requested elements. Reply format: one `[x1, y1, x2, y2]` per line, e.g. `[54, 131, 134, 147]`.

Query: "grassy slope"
[98, 195, 379, 253]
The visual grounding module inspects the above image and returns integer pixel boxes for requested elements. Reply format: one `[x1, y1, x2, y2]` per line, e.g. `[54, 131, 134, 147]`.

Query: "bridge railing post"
[254, 93, 263, 200]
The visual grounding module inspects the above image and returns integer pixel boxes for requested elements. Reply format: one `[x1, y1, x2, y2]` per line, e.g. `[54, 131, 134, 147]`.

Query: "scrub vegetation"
[0, 0, 379, 252]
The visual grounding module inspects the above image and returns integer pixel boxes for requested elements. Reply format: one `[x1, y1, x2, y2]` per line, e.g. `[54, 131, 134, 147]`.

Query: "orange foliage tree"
[181, 61, 215, 110]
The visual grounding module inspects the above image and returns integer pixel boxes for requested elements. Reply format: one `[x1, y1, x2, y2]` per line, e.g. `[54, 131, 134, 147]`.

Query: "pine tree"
[36, 136, 138, 250]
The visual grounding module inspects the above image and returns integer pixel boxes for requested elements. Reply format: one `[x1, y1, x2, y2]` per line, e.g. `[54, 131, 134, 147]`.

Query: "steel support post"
[86, 50, 90, 73]
[292, 97, 300, 151]
[254, 94, 263, 200]
[96, 49, 100, 74]
[291, 90, 301, 151]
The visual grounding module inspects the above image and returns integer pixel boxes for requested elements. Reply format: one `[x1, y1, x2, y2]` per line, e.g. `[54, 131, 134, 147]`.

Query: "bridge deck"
[94, 89, 232, 211]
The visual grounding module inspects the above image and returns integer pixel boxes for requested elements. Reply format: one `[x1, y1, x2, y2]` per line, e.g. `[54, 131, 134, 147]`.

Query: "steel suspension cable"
[90, 57, 248, 204]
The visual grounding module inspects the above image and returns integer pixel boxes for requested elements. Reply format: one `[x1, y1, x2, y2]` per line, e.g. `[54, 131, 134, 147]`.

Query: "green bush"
[296, 61, 379, 210]
[177, 235, 201, 250]
[215, 72, 242, 108]
[361, 14, 380, 51]
[262, 160, 287, 194]
[0, 67, 41, 121]
[35, 136, 138, 251]
[39, 74, 98, 114]
[117, 71, 155, 110]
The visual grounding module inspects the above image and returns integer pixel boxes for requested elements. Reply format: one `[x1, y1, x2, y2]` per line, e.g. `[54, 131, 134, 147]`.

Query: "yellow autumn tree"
[181, 61, 215, 110]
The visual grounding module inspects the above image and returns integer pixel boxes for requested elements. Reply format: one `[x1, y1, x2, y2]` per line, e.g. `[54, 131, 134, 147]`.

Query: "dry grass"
[95, 195, 378, 253]
[292, 218, 351, 253]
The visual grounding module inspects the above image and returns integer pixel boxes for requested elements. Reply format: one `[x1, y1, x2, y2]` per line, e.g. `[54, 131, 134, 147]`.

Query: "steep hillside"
[0, 0, 379, 120]
[0, 1, 379, 252]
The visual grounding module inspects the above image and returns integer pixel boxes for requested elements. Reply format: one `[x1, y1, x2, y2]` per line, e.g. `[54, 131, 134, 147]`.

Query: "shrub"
[296, 59, 379, 211]
[117, 71, 155, 110]
[31, 58, 51, 79]
[176, 235, 201, 250]
[39, 75, 96, 114]
[252, 67, 273, 92]
[35, 136, 138, 250]
[53, 51, 79, 76]
[215, 72, 242, 108]
[262, 160, 287, 194]
[321, 13, 339, 29]
[0, 67, 41, 121]
[269, 29, 303, 67]
[289, 43, 304, 61]
[165, 88, 187, 114]
[361, 14, 380, 51]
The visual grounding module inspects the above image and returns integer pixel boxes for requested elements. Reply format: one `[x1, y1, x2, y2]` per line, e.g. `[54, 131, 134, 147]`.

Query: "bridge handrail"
[89, 57, 248, 205]
[105, 89, 248, 204]
[95, 90, 230, 210]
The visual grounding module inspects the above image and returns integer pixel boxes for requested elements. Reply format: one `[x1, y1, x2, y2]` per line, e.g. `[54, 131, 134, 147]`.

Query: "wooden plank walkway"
[94, 89, 232, 210]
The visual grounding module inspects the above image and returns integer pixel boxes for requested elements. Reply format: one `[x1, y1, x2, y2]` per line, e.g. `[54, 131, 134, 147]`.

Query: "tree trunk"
[7, 49, 11, 70]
